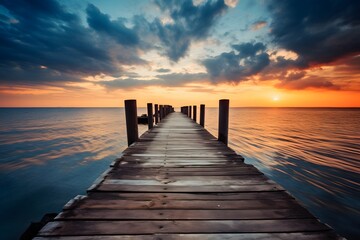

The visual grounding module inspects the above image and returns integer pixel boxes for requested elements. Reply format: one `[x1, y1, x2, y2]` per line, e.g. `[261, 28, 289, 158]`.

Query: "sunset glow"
[0, 0, 359, 107]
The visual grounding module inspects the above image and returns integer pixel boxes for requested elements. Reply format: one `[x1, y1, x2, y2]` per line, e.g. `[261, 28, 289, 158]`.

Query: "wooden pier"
[34, 100, 341, 239]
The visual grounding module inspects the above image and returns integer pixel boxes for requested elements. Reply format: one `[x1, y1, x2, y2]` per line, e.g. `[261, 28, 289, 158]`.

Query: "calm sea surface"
[0, 108, 359, 239]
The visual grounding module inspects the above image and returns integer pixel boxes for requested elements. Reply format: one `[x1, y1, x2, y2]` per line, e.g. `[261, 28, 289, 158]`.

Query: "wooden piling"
[147, 103, 153, 129]
[200, 104, 205, 127]
[159, 105, 163, 121]
[189, 106, 192, 118]
[218, 99, 229, 145]
[124, 99, 139, 146]
[193, 105, 197, 122]
[154, 104, 159, 124]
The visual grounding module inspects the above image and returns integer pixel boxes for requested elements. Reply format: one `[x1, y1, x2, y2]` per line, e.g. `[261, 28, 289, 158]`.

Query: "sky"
[0, 0, 359, 107]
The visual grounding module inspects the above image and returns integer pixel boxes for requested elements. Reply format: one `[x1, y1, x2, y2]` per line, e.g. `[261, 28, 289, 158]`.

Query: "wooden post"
[124, 99, 139, 146]
[218, 99, 229, 145]
[189, 106, 192, 118]
[193, 105, 197, 122]
[147, 103, 153, 129]
[200, 104, 205, 127]
[154, 104, 159, 124]
[159, 105, 163, 121]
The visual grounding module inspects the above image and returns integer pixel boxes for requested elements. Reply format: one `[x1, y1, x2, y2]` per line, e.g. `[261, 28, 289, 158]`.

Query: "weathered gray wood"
[154, 104, 159, 124]
[34, 232, 342, 240]
[93, 184, 284, 192]
[38, 219, 329, 236]
[193, 105, 197, 122]
[57, 208, 312, 220]
[159, 105, 164, 121]
[147, 103, 153, 129]
[65, 199, 301, 210]
[124, 99, 138, 146]
[87, 191, 292, 200]
[200, 104, 205, 127]
[218, 99, 229, 145]
[36, 111, 340, 239]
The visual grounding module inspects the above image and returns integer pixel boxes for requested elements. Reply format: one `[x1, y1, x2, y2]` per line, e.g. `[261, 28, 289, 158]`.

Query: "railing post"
[218, 99, 229, 145]
[147, 103, 153, 129]
[124, 99, 139, 146]
[200, 104, 205, 127]
[193, 105, 197, 122]
[189, 106, 192, 118]
[154, 104, 159, 124]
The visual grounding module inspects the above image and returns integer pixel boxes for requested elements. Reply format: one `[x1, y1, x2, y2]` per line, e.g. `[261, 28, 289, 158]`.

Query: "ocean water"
[0, 108, 359, 239]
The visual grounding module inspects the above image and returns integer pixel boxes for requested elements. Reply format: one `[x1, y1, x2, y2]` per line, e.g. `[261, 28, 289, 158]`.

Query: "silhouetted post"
[184, 106, 188, 116]
[154, 104, 159, 124]
[200, 104, 205, 127]
[124, 99, 139, 146]
[193, 105, 197, 122]
[218, 99, 229, 145]
[159, 105, 163, 121]
[163, 105, 166, 118]
[147, 103, 153, 129]
[189, 106, 192, 118]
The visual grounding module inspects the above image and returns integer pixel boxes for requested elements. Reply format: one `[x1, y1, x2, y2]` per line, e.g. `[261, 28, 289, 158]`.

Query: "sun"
[272, 96, 280, 101]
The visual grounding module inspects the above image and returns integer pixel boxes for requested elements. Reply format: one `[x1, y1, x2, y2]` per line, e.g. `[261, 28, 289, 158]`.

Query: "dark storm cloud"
[203, 42, 270, 81]
[86, 4, 139, 46]
[150, 0, 228, 61]
[0, 0, 145, 87]
[0, 0, 230, 88]
[267, 0, 360, 66]
[203, 1, 360, 90]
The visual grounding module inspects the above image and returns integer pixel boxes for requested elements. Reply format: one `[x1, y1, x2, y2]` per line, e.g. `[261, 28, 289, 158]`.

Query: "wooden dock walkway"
[35, 111, 341, 239]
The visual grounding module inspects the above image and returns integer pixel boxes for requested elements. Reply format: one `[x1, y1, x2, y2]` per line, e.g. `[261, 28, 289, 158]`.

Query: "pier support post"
[147, 103, 153, 129]
[193, 105, 197, 122]
[124, 99, 139, 146]
[218, 99, 229, 145]
[184, 106, 188, 116]
[189, 106, 192, 118]
[200, 104, 205, 127]
[154, 104, 159, 124]
[159, 105, 164, 121]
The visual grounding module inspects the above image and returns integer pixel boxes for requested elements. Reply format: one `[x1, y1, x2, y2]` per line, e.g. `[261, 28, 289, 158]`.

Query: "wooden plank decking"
[35, 112, 341, 239]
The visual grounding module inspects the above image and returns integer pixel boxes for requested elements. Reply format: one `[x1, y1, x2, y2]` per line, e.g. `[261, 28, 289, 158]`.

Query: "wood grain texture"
[36, 112, 340, 239]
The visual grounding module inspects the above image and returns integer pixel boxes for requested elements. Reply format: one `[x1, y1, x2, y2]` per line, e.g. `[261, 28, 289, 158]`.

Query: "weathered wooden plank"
[34, 232, 343, 240]
[102, 179, 276, 186]
[38, 219, 330, 236]
[70, 199, 301, 210]
[105, 175, 267, 180]
[87, 192, 292, 200]
[93, 183, 284, 192]
[57, 208, 312, 220]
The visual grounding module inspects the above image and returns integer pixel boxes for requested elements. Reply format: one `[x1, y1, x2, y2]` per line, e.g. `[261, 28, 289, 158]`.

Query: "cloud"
[251, 20, 267, 30]
[203, 42, 270, 82]
[0, 0, 148, 88]
[98, 72, 208, 90]
[86, 4, 139, 46]
[275, 76, 340, 90]
[156, 68, 171, 73]
[149, 0, 228, 61]
[267, 0, 360, 66]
